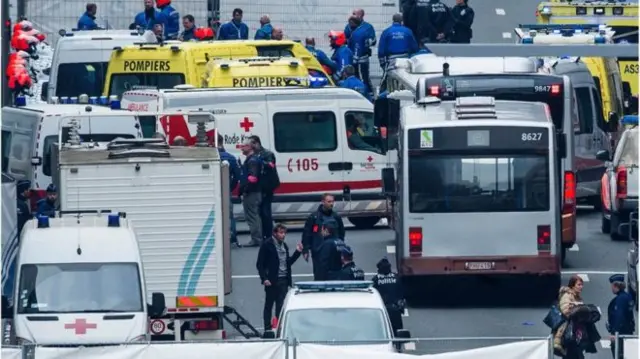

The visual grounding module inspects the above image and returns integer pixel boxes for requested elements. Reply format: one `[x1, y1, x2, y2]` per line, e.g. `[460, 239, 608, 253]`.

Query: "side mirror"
[395, 329, 411, 344]
[374, 98, 400, 128]
[31, 156, 42, 166]
[1, 296, 13, 319]
[382, 168, 396, 196]
[42, 68, 51, 76]
[608, 112, 620, 132]
[262, 330, 276, 339]
[40, 82, 48, 102]
[148, 292, 166, 318]
[595, 150, 611, 162]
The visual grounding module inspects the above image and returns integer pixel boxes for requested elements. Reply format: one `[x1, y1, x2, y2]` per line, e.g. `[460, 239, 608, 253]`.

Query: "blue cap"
[340, 245, 353, 256]
[17, 180, 31, 193]
[609, 274, 624, 283]
[46, 184, 57, 193]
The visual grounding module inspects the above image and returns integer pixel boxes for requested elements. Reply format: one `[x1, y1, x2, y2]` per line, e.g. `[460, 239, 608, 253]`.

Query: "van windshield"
[409, 153, 550, 213]
[56, 62, 109, 98]
[17, 263, 144, 314]
[109, 73, 185, 97]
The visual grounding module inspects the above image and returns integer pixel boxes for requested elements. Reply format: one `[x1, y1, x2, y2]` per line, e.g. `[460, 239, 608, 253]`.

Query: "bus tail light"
[537, 225, 551, 253]
[409, 227, 422, 256]
[563, 171, 576, 214]
[429, 86, 439, 96]
[616, 166, 627, 199]
[551, 84, 560, 95]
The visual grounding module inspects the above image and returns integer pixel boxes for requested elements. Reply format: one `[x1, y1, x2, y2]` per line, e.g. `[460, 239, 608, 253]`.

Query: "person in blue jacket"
[607, 274, 635, 359]
[305, 37, 337, 74]
[155, 0, 179, 40]
[339, 65, 371, 101]
[328, 30, 353, 82]
[217, 134, 241, 246]
[378, 13, 419, 71]
[254, 15, 273, 40]
[77, 3, 101, 30]
[345, 10, 376, 97]
[134, 0, 161, 31]
[218, 8, 249, 40]
[36, 184, 57, 218]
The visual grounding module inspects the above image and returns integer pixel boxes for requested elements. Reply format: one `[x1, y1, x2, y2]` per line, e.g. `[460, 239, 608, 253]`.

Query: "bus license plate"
[466, 262, 493, 270]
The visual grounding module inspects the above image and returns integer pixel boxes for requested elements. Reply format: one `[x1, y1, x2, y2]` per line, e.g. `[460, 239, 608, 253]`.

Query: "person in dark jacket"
[134, 0, 161, 30]
[450, 0, 474, 44]
[413, 0, 452, 44]
[156, 0, 179, 40]
[239, 139, 263, 247]
[315, 226, 346, 281]
[338, 65, 370, 101]
[302, 193, 346, 279]
[218, 8, 249, 40]
[179, 15, 196, 41]
[218, 134, 241, 245]
[256, 224, 302, 333]
[249, 135, 279, 242]
[16, 180, 32, 233]
[305, 37, 337, 74]
[331, 246, 364, 280]
[36, 184, 57, 218]
[77, 3, 101, 30]
[607, 274, 635, 358]
[255, 15, 273, 40]
[372, 257, 404, 334]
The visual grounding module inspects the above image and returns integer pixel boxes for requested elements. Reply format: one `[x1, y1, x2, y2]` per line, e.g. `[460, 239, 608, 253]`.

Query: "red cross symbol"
[64, 318, 97, 335]
[239, 117, 254, 132]
[367, 156, 373, 162]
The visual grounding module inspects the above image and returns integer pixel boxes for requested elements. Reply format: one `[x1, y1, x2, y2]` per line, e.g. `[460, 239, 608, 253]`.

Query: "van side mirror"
[149, 292, 165, 318]
[596, 149, 611, 162]
[608, 112, 620, 132]
[1, 296, 13, 319]
[262, 330, 276, 339]
[374, 98, 400, 128]
[382, 168, 396, 197]
[40, 82, 48, 102]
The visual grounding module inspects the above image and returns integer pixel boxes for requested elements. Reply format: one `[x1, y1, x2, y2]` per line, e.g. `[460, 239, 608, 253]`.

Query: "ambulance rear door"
[265, 92, 345, 220]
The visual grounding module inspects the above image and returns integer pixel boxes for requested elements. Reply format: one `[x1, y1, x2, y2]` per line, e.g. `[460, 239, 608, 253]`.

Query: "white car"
[265, 281, 411, 352]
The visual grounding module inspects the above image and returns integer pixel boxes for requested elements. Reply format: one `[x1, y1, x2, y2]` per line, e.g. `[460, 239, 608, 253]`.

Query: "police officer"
[332, 245, 365, 280]
[345, 10, 376, 97]
[305, 38, 337, 76]
[16, 180, 32, 233]
[450, 0, 474, 44]
[607, 274, 635, 358]
[155, 0, 180, 40]
[372, 258, 405, 333]
[413, 0, 452, 44]
[217, 134, 241, 246]
[36, 184, 57, 218]
[378, 14, 418, 92]
[339, 65, 370, 101]
[317, 226, 347, 281]
[328, 31, 354, 82]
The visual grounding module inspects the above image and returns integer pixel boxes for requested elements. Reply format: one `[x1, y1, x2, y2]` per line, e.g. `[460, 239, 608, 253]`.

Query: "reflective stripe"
[176, 296, 218, 307]
[387, 53, 409, 60]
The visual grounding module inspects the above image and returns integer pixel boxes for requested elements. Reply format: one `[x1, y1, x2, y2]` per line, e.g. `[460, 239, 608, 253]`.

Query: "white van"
[42, 30, 146, 103]
[0, 212, 165, 345]
[1, 101, 142, 205]
[121, 87, 388, 229]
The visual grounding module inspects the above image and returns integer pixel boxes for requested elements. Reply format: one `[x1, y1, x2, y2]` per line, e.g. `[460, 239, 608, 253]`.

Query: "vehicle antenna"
[442, 63, 450, 77]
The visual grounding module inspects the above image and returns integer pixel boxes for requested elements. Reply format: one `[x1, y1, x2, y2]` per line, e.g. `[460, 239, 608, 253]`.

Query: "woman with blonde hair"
[554, 275, 585, 358]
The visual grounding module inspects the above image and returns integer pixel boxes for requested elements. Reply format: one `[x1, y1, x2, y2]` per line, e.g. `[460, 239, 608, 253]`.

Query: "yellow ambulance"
[104, 40, 332, 97]
[205, 57, 310, 88]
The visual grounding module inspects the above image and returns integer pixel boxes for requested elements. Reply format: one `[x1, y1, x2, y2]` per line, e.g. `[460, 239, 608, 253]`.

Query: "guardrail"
[614, 334, 638, 359]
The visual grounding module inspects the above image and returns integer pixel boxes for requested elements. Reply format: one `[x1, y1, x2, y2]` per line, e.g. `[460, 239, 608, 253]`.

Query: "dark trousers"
[563, 346, 585, 359]
[354, 61, 373, 95]
[263, 278, 288, 329]
[611, 337, 625, 359]
[260, 192, 274, 240]
[387, 307, 403, 334]
[311, 253, 326, 281]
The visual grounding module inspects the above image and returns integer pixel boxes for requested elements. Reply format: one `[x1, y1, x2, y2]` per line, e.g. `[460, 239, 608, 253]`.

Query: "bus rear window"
[409, 154, 550, 213]
[109, 73, 185, 97]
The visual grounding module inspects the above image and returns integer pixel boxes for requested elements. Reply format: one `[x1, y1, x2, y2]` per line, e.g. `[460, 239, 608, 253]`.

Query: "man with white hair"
[255, 15, 273, 39]
[239, 138, 264, 247]
[271, 27, 284, 40]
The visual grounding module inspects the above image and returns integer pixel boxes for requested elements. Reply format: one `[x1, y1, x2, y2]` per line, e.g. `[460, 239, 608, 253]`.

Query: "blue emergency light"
[110, 100, 121, 109]
[88, 96, 98, 104]
[14, 96, 27, 107]
[37, 216, 50, 228]
[295, 281, 373, 291]
[308, 76, 329, 88]
[69, 96, 78, 104]
[519, 24, 601, 32]
[522, 38, 534, 44]
[98, 96, 109, 106]
[60, 96, 70, 104]
[594, 36, 606, 44]
[622, 115, 638, 126]
[107, 214, 120, 227]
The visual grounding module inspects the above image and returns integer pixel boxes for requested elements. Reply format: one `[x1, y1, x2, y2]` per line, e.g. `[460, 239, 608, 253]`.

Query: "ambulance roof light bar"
[294, 281, 373, 293]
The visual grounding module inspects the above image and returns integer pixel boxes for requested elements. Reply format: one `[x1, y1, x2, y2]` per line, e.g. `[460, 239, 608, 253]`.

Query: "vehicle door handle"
[328, 162, 344, 171]
[343, 162, 353, 171]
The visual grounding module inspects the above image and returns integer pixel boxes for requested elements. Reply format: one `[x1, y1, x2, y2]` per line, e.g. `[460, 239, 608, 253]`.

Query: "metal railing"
[614, 334, 639, 359]
[1, 336, 561, 359]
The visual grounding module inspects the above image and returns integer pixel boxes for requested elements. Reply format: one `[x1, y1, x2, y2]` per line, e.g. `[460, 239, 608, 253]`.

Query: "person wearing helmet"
[305, 37, 337, 75]
[372, 257, 405, 334]
[155, 0, 180, 40]
[77, 3, 101, 30]
[134, 0, 162, 31]
[218, 8, 249, 40]
[332, 246, 365, 281]
[36, 184, 58, 218]
[345, 10, 376, 97]
[16, 180, 32, 234]
[328, 30, 353, 82]
[338, 65, 371, 101]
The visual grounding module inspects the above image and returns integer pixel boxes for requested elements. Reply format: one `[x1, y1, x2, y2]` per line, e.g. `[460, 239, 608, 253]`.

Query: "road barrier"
[4, 336, 558, 359]
[615, 334, 638, 359]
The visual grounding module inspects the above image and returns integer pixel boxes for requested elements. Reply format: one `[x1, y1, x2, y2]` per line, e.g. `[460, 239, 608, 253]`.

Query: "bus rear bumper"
[400, 255, 561, 276]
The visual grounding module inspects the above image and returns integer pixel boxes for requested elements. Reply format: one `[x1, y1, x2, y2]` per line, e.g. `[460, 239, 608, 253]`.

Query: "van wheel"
[349, 216, 381, 230]
[610, 214, 623, 241]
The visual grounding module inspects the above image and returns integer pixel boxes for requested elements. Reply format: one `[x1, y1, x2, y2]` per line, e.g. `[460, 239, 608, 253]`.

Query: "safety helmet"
[155, 0, 171, 7]
[328, 31, 346, 46]
[194, 27, 214, 40]
[17, 180, 31, 193]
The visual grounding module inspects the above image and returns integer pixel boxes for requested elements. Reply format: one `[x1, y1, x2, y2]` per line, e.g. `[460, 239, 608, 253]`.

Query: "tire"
[610, 214, 624, 241]
[592, 197, 602, 211]
[348, 216, 381, 230]
[602, 213, 611, 234]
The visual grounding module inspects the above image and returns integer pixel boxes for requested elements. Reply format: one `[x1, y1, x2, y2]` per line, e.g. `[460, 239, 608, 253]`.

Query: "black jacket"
[413, 0, 452, 42]
[258, 147, 280, 193]
[331, 262, 365, 281]
[302, 205, 346, 254]
[16, 196, 31, 233]
[372, 272, 404, 309]
[317, 237, 346, 280]
[256, 238, 301, 287]
[450, 4, 474, 43]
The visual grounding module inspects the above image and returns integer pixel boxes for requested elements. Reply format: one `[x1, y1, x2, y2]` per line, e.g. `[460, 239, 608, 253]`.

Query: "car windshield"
[55, 62, 109, 98]
[283, 308, 389, 342]
[17, 263, 144, 314]
[109, 73, 185, 97]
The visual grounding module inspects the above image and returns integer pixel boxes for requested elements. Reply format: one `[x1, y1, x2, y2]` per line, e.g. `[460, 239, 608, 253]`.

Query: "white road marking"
[600, 340, 611, 349]
[568, 244, 579, 252]
[232, 273, 378, 279]
[495, 8, 506, 15]
[402, 308, 409, 317]
[597, 306, 602, 314]
[562, 270, 624, 275]
[502, 32, 512, 39]
[577, 274, 590, 282]
[386, 245, 396, 254]
[404, 342, 417, 351]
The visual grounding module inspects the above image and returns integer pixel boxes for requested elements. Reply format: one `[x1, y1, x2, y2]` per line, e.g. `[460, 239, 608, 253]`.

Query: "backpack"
[258, 151, 280, 192]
